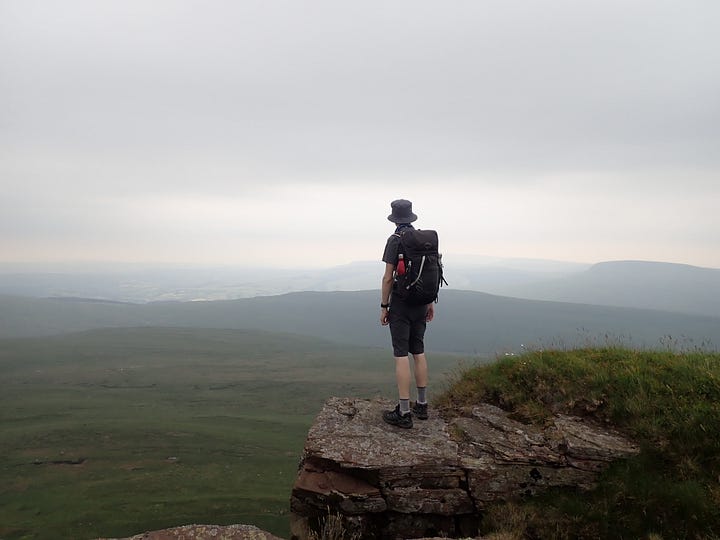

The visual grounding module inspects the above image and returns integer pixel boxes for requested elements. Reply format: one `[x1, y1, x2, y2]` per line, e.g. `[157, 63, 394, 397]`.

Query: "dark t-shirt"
[382, 225, 415, 265]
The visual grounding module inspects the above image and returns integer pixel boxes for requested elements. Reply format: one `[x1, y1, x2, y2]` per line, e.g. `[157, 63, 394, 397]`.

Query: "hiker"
[380, 199, 443, 428]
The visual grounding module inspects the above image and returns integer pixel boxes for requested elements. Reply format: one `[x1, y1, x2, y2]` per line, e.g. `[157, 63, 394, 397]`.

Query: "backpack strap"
[408, 255, 426, 287]
[392, 232, 405, 263]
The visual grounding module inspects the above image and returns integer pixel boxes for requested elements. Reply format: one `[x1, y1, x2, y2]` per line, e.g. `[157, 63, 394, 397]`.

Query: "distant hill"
[2, 290, 717, 354]
[498, 260, 720, 317]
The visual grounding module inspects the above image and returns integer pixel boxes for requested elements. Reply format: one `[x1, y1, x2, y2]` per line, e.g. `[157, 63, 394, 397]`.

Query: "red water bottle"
[397, 254, 406, 275]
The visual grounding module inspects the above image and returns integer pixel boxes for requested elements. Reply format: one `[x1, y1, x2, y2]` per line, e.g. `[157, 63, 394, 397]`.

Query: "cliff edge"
[290, 396, 639, 539]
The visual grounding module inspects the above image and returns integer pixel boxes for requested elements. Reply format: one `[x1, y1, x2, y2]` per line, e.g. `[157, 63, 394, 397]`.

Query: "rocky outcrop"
[290, 397, 639, 539]
[98, 524, 284, 540]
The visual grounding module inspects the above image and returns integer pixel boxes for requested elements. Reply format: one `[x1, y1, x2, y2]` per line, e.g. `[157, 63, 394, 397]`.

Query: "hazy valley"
[2, 258, 718, 318]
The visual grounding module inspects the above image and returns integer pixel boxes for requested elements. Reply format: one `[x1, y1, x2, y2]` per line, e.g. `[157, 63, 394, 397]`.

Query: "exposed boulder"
[97, 524, 284, 540]
[290, 397, 639, 539]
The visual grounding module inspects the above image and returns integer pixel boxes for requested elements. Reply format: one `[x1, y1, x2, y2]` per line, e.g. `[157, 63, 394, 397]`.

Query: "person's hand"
[426, 303, 435, 322]
[380, 308, 390, 326]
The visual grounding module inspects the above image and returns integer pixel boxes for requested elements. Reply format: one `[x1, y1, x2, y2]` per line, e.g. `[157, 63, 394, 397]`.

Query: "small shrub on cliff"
[308, 510, 361, 540]
[436, 347, 720, 539]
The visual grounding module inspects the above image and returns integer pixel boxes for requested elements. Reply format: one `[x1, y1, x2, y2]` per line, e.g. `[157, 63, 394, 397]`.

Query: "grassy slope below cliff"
[0, 327, 465, 540]
[437, 348, 720, 539]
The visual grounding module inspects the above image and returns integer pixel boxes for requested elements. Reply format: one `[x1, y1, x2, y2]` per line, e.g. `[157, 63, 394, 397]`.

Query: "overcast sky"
[2, 0, 719, 270]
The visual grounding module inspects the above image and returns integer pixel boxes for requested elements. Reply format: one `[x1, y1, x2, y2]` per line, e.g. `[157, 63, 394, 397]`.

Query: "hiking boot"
[412, 402, 429, 420]
[382, 405, 413, 428]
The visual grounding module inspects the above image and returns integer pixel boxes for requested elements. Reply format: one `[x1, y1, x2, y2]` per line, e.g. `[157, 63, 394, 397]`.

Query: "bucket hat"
[387, 199, 418, 224]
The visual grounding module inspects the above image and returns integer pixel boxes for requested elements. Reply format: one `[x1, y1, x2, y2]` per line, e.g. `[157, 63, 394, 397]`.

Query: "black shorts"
[388, 300, 429, 357]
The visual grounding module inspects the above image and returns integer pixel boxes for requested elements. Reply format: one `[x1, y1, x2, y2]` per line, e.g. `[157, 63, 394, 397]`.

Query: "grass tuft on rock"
[435, 347, 720, 539]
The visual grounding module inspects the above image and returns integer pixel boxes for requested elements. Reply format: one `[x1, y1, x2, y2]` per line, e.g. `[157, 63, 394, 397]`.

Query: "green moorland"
[436, 347, 720, 540]
[0, 327, 471, 540]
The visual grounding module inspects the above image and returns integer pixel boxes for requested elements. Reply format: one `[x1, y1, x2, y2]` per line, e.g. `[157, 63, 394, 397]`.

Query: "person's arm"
[380, 263, 394, 325]
[426, 302, 435, 322]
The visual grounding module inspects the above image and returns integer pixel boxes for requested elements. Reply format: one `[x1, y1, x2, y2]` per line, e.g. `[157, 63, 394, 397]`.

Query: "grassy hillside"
[437, 348, 720, 539]
[2, 290, 719, 354]
[0, 327, 467, 540]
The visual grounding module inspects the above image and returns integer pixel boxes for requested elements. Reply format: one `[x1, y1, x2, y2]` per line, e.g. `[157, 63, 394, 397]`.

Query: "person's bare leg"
[412, 353, 428, 390]
[395, 356, 412, 400]
[412, 353, 429, 418]
[383, 355, 413, 426]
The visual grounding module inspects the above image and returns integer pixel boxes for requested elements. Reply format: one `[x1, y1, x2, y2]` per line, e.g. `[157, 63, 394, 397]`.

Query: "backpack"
[392, 229, 447, 305]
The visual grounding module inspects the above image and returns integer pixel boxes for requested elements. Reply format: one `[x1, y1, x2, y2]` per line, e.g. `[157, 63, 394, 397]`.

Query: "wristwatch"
[380, 303, 390, 308]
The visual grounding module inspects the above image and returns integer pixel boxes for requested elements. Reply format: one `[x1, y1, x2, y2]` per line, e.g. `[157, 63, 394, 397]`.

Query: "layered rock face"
[290, 397, 639, 540]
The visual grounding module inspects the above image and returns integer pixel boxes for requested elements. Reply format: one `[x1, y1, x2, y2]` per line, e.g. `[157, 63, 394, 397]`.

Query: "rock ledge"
[290, 397, 639, 539]
[97, 524, 283, 540]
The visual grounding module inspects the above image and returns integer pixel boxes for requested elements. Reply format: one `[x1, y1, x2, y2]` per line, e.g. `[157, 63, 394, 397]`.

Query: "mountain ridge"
[2, 289, 717, 355]
[498, 259, 720, 317]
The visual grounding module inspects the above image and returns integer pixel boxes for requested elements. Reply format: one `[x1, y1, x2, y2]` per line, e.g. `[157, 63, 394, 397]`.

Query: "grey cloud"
[2, 0, 719, 181]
